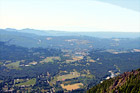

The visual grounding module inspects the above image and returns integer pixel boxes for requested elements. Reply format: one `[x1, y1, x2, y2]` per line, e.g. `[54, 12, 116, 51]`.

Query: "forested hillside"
[87, 69, 140, 93]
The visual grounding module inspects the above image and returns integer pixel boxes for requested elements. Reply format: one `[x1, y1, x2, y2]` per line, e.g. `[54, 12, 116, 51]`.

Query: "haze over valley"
[0, 0, 140, 92]
[0, 28, 140, 92]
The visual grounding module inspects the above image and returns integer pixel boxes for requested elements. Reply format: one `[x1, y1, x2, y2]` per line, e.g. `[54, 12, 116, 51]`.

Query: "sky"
[0, 0, 140, 32]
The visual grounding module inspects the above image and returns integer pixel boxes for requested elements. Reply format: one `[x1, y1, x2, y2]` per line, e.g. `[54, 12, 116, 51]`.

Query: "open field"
[5, 60, 12, 63]
[66, 60, 75, 63]
[72, 56, 83, 61]
[0, 62, 3, 65]
[61, 83, 83, 91]
[50, 71, 80, 86]
[57, 71, 80, 81]
[14, 79, 24, 83]
[133, 49, 140, 52]
[29, 61, 37, 65]
[86, 56, 96, 62]
[66, 56, 83, 63]
[6, 61, 20, 69]
[40, 57, 61, 63]
[15, 78, 36, 86]
[0, 80, 3, 83]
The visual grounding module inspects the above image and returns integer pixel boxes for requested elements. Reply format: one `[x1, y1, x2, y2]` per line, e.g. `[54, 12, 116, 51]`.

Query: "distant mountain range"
[0, 28, 140, 49]
[1, 28, 140, 38]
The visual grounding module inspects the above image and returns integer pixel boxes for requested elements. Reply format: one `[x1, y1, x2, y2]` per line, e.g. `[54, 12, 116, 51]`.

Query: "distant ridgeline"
[0, 29, 140, 49]
[87, 68, 140, 93]
[1, 28, 140, 38]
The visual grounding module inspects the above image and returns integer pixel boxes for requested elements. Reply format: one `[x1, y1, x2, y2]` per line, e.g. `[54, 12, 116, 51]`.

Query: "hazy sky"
[0, 0, 140, 32]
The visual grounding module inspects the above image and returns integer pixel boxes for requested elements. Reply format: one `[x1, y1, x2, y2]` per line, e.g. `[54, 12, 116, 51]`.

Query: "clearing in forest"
[40, 57, 61, 63]
[15, 78, 36, 86]
[61, 83, 83, 91]
[57, 71, 80, 81]
[6, 61, 20, 69]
